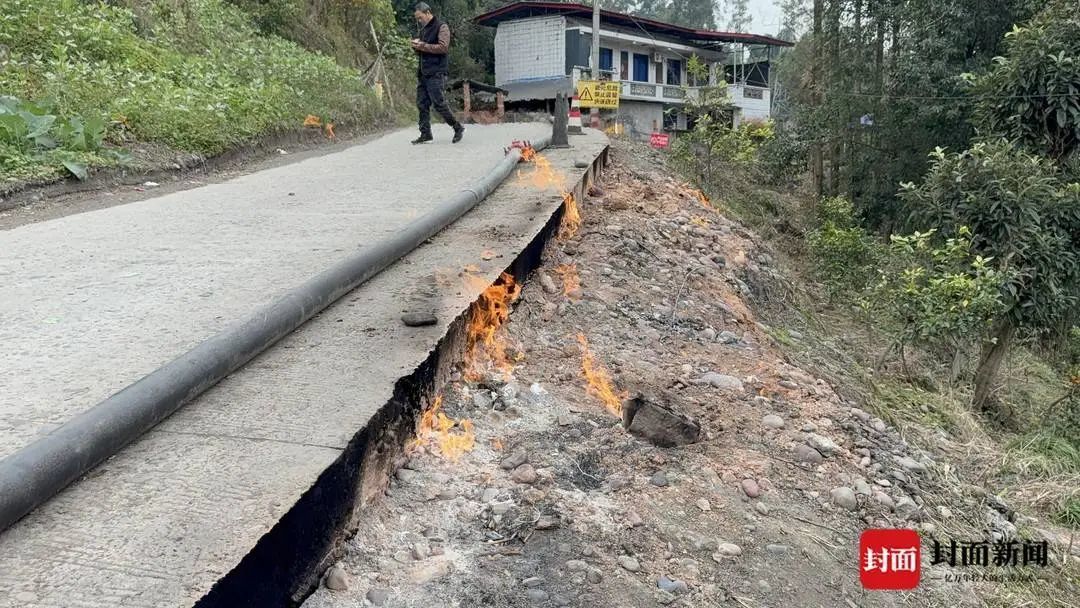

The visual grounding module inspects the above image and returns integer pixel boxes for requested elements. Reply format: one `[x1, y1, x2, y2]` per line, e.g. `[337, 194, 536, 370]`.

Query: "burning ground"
[302, 140, 1057, 608]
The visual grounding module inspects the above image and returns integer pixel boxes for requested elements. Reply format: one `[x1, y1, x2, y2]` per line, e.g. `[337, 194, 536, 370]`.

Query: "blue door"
[599, 47, 613, 72]
[632, 53, 649, 82]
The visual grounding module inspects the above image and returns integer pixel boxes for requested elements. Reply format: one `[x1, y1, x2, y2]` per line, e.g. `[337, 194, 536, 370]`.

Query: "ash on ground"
[303, 140, 994, 608]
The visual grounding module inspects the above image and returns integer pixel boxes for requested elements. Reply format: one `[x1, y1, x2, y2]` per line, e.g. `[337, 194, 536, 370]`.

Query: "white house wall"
[730, 85, 771, 124]
[491, 16, 775, 125]
[494, 16, 566, 86]
[568, 21, 723, 85]
[615, 100, 665, 138]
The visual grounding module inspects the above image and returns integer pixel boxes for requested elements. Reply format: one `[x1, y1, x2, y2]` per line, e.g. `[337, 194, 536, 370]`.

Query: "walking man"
[411, 3, 464, 144]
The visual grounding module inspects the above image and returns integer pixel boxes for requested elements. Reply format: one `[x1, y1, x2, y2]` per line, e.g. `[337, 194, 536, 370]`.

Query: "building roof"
[473, 2, 794, 48]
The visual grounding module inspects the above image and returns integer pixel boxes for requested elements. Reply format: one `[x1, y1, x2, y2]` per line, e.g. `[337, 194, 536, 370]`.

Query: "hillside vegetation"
[667, 3, 1078, 598]
[0, 0, 413, 186]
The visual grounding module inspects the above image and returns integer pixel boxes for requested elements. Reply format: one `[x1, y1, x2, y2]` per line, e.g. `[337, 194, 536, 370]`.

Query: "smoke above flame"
[410, 395, 476, 461]
[577, 333, 627, 417]
[464, 271, 522, 382]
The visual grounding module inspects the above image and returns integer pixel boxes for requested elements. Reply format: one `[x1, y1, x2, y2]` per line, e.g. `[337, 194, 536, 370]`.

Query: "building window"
[666, 58, 682, 86]
[663, 107, 678, 131]
[620, 51, 628, 80]
[599, 47, 613, 72]
[632, 53, 649, 82]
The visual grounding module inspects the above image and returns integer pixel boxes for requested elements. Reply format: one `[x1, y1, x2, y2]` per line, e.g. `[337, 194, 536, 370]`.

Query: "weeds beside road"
[0, 0, 410, 187]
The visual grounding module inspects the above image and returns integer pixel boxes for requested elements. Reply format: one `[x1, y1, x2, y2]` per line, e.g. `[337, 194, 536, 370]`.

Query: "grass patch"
[1003, 432, 1080, 477]
[0, 0, 407, 184]
[1056, 496, 1080, 527]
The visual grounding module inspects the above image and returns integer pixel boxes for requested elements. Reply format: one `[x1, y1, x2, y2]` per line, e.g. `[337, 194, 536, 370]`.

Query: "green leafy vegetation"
[971, 1, 1080, 165]
[772, 0, 1040, 229]
[666, 0, 1080, 563]
[864, 228, 1008, 377]
[1057, 496, 1080, 528]
[901, 141, 1080, 415]
[0, 0, 408, 184]
[806, 196, 877, 297]
[0, 95, 127, 181]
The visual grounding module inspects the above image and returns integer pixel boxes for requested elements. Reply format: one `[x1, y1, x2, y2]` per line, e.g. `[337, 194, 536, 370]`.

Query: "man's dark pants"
[417, 73, 460, 137]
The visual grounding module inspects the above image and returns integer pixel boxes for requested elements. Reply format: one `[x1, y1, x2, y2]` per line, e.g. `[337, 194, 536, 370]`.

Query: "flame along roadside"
[411, 148, 602, 461]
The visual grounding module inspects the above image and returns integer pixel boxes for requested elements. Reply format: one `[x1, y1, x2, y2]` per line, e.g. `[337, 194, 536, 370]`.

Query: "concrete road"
[0, 124, 547, 461]
[0, 123, 608, 608]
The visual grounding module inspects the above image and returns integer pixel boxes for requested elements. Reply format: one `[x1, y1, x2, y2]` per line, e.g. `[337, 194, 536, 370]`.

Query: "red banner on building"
[650, 132, 670, 148]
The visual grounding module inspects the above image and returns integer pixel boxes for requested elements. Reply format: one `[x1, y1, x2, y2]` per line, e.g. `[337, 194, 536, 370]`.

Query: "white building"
[474, 1, 792, 137]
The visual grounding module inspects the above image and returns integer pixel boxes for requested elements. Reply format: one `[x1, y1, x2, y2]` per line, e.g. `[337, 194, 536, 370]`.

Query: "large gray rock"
[691, 372, 744, 391]
[761, 414, 785, 429]
[324, 565, 349, 591]
[896, 456, 927, 473]
[793, 444, 824, 465]
[895, 496, 921, 521]
[618, 555, 642, 572]
[401, 312, 437, 327]
[830, 487, 859, 511]
[806, 433, 839, 456]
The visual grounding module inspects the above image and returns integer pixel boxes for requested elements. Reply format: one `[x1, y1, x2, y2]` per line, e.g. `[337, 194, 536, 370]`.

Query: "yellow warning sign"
[576, 80, 620, 109]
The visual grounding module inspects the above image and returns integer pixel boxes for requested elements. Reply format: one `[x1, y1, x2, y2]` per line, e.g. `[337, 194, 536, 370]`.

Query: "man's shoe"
[412, 134, 433, 145]
[452, 126, 464, 144]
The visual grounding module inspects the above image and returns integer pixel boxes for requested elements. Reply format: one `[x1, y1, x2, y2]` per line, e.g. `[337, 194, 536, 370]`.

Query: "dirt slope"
[301, 140, 1047, 608]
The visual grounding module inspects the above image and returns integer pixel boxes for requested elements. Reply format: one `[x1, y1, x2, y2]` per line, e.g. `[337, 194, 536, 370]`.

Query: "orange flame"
[520, 146, 537, 162]
[410, 395, 476, 461]
[303, 114, 322, 128]
[517, 153, 566, 191]
[324, 122, 335, 139]
[690, 187, 717, 215]
[553, 263, 581, 299]
[516, 152, 583, 240]
[464, 272, 522, 381]
[557, 193, 581, 241]
[690, 215, 711, 228]
[576, 333, 626, 417]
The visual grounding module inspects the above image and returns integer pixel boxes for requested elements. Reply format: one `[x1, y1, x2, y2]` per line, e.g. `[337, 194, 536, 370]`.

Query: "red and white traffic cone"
[568, 95, 583, 134]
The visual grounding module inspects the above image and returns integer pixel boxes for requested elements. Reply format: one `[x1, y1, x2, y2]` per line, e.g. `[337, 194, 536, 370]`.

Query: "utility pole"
[590, 0, 600, 129]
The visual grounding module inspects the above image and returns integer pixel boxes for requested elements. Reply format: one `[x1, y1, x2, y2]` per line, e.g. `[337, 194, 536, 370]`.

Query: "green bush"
[807, 196, 879, 297]
[0, 0, 399, 183]
[0, 95, 124, 180]
[863, 227, 1009, 368]
[971, 0, 1080, 164]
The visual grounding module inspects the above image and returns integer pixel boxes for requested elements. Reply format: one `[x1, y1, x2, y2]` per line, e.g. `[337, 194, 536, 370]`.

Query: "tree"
[636, 0, 718, 29]
[723, 0, 752, 32]
[772, 0, 1037, 229]
[776, 0, 808, 41]
[901, 141, 1080, 419]
[972, 0, 1080, 166]
[669, 0, 718, 30]
[390, 0, 500, 81]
